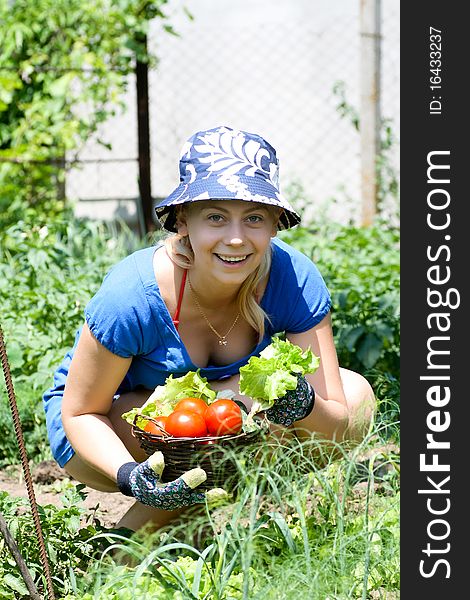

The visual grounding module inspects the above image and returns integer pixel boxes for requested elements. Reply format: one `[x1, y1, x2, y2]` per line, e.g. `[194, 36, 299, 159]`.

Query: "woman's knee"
[108, 389, 153, 461]
[339, 368, 377, 441]
[63, 453, 118, 492]
[108, 388, 153, 422]
[64, 389, 153, 489]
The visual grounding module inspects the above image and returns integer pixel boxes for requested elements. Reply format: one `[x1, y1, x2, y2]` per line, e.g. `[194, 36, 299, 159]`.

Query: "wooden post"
[136, 35, 155, 235]
[0, 512, 41, 600]
[359, 0, 381, 225]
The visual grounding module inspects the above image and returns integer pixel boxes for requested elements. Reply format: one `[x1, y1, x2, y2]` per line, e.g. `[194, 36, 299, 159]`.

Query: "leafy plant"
[332, 80, 399, 223]
[0, 484, 107, 599]
[0, 0, 178, 229]
[1, 214, 399, 466]
[0, 406, 399, 599]
[279, 221, 400, 435]
[0, 215, 146, 466]
[0, 381, 52, 466]
[63, 434, 399, 599]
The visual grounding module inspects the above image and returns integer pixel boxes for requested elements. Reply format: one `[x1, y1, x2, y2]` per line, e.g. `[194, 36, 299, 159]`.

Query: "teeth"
[218, 255, 247, 262]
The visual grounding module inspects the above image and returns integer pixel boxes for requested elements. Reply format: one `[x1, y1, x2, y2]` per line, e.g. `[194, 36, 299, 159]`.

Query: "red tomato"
[173, 397, 208, 418]
[165, 410, 208, 438]
[143, 416, 168, 436]
[204, 399, 243, 436]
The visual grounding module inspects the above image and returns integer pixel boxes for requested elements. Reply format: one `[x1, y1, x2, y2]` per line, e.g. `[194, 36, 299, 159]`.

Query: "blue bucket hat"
[155, 125, 301, 232]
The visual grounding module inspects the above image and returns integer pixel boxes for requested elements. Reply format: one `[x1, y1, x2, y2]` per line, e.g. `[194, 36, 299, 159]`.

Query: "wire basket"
[132, 414, 268, 490]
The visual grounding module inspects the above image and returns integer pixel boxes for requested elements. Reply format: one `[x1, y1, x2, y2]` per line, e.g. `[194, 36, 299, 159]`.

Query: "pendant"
[219, 339, 228, 346]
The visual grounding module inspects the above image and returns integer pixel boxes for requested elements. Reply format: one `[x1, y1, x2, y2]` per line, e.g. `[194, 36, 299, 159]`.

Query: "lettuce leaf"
[239, 337, 320, 415]
[122, 370, 217, 427]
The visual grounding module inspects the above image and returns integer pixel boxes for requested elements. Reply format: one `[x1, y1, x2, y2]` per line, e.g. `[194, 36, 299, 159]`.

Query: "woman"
[43, 125, 375, 531]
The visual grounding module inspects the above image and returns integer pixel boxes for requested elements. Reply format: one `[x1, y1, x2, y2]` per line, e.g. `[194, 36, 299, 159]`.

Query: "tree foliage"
[0, 0, 174, 228]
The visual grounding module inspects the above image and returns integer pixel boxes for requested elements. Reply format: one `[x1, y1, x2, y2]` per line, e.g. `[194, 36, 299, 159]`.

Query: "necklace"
[187, 275, 240, 346]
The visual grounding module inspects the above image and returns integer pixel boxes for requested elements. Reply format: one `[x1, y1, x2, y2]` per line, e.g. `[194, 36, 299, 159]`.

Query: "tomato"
[173, 397, 208, 418]
[204, 399, 243, 436]
[165, 410, 208, 438]
[143, 416, 168, 436]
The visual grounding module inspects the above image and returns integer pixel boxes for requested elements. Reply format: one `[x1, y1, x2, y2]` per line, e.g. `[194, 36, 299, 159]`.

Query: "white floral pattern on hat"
[155, 126, 301, 231]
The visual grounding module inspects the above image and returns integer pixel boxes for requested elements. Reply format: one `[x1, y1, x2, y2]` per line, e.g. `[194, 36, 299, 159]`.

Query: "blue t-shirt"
[43, 237, 331, 467]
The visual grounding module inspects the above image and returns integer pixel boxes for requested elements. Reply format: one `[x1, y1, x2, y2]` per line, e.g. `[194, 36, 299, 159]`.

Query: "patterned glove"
[117, 451, 225, 510]
[265, 375, 315, 427]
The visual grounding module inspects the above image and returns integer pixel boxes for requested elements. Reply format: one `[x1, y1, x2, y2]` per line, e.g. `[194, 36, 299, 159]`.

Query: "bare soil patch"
[0, 460, 134, 529]
[1, 442, 399, 531]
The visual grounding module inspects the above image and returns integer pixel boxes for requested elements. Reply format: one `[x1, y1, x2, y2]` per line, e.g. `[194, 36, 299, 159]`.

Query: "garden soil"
[0, 461, 134, 528]
[1, 441, 399, 531]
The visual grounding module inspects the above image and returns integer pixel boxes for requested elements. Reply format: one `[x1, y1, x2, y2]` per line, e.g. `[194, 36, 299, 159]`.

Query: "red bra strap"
[172, 269, 187, 331]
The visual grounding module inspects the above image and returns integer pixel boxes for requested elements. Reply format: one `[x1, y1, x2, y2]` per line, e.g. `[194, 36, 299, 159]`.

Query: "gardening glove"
[117, 451, 227, 510]
[265, 375, 315, 427]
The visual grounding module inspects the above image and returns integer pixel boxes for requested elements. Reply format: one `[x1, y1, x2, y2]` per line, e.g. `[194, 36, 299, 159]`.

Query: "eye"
[246, 214, 264, 223]
[208, 214, 225, 223]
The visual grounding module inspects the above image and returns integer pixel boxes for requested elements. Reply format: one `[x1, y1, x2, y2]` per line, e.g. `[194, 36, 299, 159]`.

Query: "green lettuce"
[239, 337, 320, 416]
[122, 370, 217, 428]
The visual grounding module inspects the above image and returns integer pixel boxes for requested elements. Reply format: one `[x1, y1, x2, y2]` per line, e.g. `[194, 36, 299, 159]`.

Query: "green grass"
[0, 424, 399, 598]
[55, 428, 399, 599]
[0, 213, 400, 599]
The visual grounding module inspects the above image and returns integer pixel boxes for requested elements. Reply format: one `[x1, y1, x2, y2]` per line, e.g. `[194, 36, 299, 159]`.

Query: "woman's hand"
[117, 451, 227, 510]
[265, 375, 315, 427]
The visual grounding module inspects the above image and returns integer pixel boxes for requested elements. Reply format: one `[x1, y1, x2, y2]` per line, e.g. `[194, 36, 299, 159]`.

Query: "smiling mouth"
[216, 254, 249, 263]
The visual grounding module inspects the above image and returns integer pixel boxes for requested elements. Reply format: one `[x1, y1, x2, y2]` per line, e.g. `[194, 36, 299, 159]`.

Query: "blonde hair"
[164, 233, 272, 342]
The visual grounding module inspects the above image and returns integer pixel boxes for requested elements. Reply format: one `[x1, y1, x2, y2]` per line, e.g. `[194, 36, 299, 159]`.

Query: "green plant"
[279, 222, 400, 435]
[0, 382, 52, 466]
[0, 215, 145, 466]
[0, 484, 107, 599]
[65, 546, 250, 599]
[332, 80, 399, 223]
[0, 0, 178, 229]
[63, 433, 399, 599]
[0, 419, 399, 599]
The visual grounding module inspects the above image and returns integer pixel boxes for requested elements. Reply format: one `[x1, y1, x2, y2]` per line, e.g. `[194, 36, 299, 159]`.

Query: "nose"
[228, 236, 244, 246]
[224, 221, 245, 246]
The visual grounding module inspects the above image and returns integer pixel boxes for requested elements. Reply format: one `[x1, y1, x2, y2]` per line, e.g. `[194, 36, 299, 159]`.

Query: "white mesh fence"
[66, 0, 399, 226]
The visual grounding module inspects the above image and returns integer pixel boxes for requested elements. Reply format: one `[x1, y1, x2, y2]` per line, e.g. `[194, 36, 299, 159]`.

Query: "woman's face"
[177, 200, 280, 285]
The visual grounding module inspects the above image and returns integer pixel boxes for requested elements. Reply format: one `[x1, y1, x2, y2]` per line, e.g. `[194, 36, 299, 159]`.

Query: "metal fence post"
[360, 0, 381, 225]
[136, 34, 155, 236]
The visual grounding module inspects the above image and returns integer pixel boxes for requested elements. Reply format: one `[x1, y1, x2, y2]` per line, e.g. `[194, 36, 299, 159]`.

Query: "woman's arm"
[286, 312, 350, 441]
[61, 322, 133, 481]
